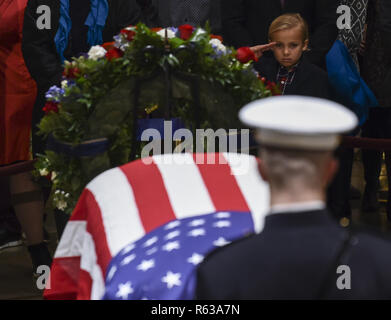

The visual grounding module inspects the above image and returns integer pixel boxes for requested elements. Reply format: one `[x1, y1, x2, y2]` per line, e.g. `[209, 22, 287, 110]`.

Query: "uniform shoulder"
[196, 233, 259, 299]
[199, 233, 258, 271]
[347, 225, 391, 265]
[354, 226, 391, 248]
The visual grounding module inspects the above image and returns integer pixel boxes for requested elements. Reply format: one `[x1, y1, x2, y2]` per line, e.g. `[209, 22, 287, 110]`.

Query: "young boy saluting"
[251, 14, 331, 99]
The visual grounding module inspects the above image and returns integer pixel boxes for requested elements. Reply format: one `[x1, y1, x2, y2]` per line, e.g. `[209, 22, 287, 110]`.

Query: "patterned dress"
[361, 0, 391, 107]
[337, 0, 368, 71]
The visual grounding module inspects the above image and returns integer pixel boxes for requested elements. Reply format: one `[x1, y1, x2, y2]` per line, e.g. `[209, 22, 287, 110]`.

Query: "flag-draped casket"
[44, 153, 270, 300]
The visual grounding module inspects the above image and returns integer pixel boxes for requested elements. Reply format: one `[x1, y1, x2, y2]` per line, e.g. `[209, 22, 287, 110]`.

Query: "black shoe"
[0, 227, 22, 251]
[27, 242, 52, 277]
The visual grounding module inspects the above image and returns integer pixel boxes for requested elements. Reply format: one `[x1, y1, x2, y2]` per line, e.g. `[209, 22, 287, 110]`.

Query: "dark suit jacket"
[22, 0, 142, 90]
[254, 56, 331, 99]
[196, 210, 391, 300]
[222, 0, 339, 68]
[379, 0, 391, 52]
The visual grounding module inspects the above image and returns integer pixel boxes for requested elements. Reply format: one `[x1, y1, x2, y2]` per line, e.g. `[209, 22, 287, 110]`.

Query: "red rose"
[236, 47, 258, 64]
[258, 75, 266, 83]
[266, 81, 281, 96]
[106, 48, 124, 61]
[102, 41, 115, 51]
[63, 67, 80, 79]
[43, 101, 59, 114]
[151, 27, 163, 33]
[120, 29, 136, 41]
[210, 34, 223, 42]
[178, 24, 194, 40]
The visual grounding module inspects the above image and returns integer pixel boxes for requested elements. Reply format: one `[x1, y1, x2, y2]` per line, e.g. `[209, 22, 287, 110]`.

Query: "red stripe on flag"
[194, 153, 250, 212]
[44, 257, 80, 300]
[77, 269, 93, 300]
[120, 160, 176, 233]
[83, 189, 112, 276]
[69, 189, 89, 222]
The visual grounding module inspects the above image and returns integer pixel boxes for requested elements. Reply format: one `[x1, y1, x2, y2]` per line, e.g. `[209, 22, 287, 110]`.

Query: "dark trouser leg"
[31, 89, 47, 157]
[385, 152, 391, 220]
[361, 108, 382, 212]
[383, 108, 391, 221]
[328, 147, 354, 219]
[361, 149, 382, 211]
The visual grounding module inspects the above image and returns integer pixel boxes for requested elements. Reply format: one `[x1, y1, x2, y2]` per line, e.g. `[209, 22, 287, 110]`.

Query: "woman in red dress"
[0, 0, 51, 275]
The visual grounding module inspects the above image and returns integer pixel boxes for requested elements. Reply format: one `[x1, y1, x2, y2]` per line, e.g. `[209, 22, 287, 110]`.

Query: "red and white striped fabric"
[44, 153, 270, 300]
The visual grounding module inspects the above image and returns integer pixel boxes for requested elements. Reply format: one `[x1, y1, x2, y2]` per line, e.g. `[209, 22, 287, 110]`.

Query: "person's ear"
[257, 158, 269, 182]
[303, 39, 309, 51]
[324, 157, 339, 187]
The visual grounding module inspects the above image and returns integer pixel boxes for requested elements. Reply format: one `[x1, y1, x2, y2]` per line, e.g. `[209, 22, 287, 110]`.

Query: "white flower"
[39, 168, 49, 176]
[61, 80, 68, 89]
[51, 171, 57, 181]
[209, 38, 227, 55]
[88, 45, 107, 61]
[65, 61, 77, 67]
[157, 28, 176, 39]
[56, 200, 68, 211]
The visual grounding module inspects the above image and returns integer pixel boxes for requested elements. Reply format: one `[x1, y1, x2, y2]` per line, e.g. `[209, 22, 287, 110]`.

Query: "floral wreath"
[35, 23, 280, 214]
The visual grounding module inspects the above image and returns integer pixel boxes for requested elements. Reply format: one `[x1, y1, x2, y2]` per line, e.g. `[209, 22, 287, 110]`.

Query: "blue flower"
[167, 27, 179, 38]
[45, 86, 65, 102]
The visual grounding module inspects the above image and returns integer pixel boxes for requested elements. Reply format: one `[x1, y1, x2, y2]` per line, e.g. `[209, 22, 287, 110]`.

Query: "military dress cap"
[239, 96, 358, 151]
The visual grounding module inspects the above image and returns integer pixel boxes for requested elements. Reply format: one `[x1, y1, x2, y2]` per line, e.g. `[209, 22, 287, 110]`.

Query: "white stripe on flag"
[54, 221, 87, 258]
[223, 153, 270, 233]
[153, 153, 216, 219]
[87, 168, 146, 256]
[79, 231, 105, 300]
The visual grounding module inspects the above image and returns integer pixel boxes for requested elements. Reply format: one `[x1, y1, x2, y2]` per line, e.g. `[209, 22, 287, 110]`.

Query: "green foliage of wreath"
[34, 23, 274, 214]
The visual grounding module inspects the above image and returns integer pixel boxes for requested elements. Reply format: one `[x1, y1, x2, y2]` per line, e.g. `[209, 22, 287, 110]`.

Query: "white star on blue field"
[103, 211, 255, 300]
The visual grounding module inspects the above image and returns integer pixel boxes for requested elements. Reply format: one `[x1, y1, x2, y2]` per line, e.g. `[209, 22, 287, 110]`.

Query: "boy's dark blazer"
[221, 0, 339, 68]
[22, 0, 142, 89]
[255, 55, 331, 100]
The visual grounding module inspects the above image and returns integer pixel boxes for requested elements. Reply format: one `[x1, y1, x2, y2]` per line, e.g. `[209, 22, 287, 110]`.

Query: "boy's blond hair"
[268, 13, 309, 43]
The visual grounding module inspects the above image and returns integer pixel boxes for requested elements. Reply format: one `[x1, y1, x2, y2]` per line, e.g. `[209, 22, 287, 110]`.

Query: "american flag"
[44, 153, 270, 300]
[103, 211, 254, 300]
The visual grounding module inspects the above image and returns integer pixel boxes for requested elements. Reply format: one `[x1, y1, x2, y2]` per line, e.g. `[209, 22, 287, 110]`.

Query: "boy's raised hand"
[250, 42, 277, 59]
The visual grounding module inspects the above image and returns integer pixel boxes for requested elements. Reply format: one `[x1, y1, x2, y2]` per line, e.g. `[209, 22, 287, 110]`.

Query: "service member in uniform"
[196, 96, 391, 299]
